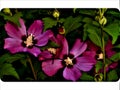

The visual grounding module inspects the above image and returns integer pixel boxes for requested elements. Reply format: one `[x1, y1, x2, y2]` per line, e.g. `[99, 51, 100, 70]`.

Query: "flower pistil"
[24, 34, 34, 47]
[64, 57, 73, 66]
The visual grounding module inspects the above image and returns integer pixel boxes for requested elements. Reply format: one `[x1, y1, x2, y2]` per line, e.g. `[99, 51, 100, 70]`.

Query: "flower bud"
[3, 8, 12, 16]
[94, 73, 103, 81]
[99, 16, 107, 26]
[58, 26, 65, 35]
[53, 9, 60, 19]
[95, 16, 100, 21]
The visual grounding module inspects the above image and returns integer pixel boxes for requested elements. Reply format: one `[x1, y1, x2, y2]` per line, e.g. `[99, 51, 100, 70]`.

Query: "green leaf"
[95, 61, 103, 73]
[82, 17, 100, 27]
[80, 73, 94, 81]
[79, 9, 96, 16]
[103, 23, 119, 44]
[106, 9, 120, 18]
[84, 24, 102, 48]
[42, 17, 57, 31]
[0, 63, 19, 79]
[38, 71, 47, 80]
[110, 52, 120, 62]
[0, 12, 22, 26]
[59, 18, 65, 23]
[114, 44, 120, 49]
[0, 53, 26, 64]
[107, 70, 118, 81]
[20, 59, 28, 67]
[64, 16, 82, 34]
[82, 17, 93, 23]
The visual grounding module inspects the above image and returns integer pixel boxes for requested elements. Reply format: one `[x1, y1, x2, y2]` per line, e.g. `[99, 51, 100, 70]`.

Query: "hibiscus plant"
[0, 8, 119, 81]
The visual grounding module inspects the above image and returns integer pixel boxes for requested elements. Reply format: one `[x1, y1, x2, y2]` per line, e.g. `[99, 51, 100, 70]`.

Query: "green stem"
[101, 26, 106, 81]
[27, 56, 37, 80]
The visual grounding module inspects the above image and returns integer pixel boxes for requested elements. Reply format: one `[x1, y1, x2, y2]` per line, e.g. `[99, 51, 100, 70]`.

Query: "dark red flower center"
[62, 54, 76, 68]
[21, 34, 37, 48]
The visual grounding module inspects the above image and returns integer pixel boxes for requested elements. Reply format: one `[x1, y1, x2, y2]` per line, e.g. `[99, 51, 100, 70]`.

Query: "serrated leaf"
[107, 70, 118, 81]
[82, 17, 100, 27]
[103, 23, 119, 44]
[80, 73, 94, 81]
[95, 61, 103, 73]
[0, 53, 26, 64]
[0, 63, 19, 79]
[0, 12, 22, 26]
[42, 17, 57, 31]
[64, 16, 82, 34]
[84, 24, 102, 48]
[110, 52, 120, 62]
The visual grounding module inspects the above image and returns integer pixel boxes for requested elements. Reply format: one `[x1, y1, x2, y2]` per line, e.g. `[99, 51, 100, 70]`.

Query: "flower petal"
[42, 59, 63, 76]
[4, 38, 25, 53]
[63, 66, 81, 81]
[70, 39, 87, 58]
[5, 21, 26, 39]
[56, 34, 69, 59]
[87, 40, 99, 51]
[75, 56, 96, 71]
[109, 62, 118, 69]
[39, 50, 53, 61]
[35, 30, 53, 46]
[83, 51, 96, 58]
[28, 20, 43, 37]
[105, 40, 116, 58]
[27, 47, 41, 57]
[18, 19, 26, 36]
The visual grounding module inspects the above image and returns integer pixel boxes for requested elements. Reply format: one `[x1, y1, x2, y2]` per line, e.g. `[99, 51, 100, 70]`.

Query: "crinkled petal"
[56, 34, 69, 59]
[35, 30, 53, 46]
[5, 21, 26, 39]
[28, 20, 43, 37]
[63, 66, 81, 81]
[39, 50, 53, 61]
[70, 39, 87, 58]
[42, 59, 63, 76]
[75, 56, 96, 71]
[27, 47, 41, 57]
[4, 38, 25, 53]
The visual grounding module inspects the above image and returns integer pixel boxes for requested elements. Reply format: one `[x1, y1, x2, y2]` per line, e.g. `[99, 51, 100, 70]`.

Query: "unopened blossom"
[4, 18, 53, 57]
[40, 35, 96, 81]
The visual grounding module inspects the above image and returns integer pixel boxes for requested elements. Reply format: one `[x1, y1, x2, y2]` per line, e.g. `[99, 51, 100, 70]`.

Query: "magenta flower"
[40, 35, 96, 81]
[39, 34, 66, 61]
[4, 19, 53, 57]
[83, 40, 117, 73]
[105, 40, 116, 58]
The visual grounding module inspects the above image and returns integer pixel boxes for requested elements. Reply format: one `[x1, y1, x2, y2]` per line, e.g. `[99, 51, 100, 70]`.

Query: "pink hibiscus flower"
[4, 18, 53, 57]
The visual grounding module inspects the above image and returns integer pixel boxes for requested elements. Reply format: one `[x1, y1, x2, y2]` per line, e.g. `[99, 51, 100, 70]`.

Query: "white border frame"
[0, 0, 120, 90]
